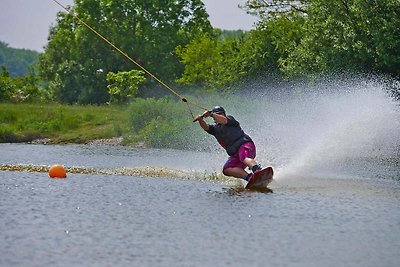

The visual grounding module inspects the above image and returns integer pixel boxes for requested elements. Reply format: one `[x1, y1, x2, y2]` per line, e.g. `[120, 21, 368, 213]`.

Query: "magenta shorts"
[223, 142, 256, 172]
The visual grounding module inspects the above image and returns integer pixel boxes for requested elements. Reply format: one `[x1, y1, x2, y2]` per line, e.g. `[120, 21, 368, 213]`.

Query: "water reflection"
[224, 186, 274, 196]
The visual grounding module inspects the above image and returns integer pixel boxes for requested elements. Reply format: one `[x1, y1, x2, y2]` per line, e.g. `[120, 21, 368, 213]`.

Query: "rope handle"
[192, 111, 212, 122]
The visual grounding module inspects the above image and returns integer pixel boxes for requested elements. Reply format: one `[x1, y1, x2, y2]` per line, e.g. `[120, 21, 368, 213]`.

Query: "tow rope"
[50, 0, 208, 119]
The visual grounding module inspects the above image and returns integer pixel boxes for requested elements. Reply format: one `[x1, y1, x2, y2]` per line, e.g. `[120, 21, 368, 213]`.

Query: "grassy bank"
[0, 103, 130, 144]
[0, 100, 208, 149]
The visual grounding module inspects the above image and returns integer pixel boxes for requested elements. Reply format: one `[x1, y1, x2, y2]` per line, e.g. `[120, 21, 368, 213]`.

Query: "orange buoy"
[49, 164, 67, 178]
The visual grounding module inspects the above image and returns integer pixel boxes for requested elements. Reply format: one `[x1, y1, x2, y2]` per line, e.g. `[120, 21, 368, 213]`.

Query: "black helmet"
[211, 106, 226, 115]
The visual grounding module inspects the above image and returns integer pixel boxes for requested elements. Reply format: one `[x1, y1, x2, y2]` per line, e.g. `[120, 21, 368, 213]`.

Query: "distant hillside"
[0, 41, 39, 77]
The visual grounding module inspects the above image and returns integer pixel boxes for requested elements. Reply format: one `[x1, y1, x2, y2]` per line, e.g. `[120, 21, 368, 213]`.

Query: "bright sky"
[0, 0, 258, 52]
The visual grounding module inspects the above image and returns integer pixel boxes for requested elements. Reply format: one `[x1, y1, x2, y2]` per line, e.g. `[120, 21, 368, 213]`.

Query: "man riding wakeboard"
[194, 106, 262, 181]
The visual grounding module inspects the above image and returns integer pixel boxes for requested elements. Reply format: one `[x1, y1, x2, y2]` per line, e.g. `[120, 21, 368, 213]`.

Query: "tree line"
[1, 0, 399, 104]
[0, 42, 39, 76]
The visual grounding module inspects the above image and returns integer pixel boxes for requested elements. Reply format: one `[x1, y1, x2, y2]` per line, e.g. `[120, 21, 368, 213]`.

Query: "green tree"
[39, 12, 88, 103]
[280, 0, 400, 78]
[0, 66, 42, 102]
[106, 69, 146, 104]
[0, 66, 15, 101]
[176, 14, 304, 89]
[176, 33, 222, 87]
[11, 74, 43, 102]
[230, 15, 305, 83]
[243, 0, 400, 80]
[39, 0, 212, 104]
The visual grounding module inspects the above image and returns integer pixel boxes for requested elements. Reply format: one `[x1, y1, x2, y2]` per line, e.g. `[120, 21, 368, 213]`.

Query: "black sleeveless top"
[206, 115, 253, 156]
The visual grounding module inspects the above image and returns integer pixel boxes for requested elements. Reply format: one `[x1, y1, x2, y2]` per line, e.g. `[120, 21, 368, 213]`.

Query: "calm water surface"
[1, 144, 399, 267]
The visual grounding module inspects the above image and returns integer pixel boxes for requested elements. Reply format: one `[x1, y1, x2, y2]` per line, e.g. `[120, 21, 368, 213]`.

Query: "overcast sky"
[0, 0, 258, 52]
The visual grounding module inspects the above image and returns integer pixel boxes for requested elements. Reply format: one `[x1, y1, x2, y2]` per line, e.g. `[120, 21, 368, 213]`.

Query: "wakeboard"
[245, 167, 274, 190]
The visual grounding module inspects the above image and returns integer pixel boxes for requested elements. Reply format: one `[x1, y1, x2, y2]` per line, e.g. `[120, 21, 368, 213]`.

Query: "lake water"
[1, 81, 400, 266]
[1, 143, 399, 267]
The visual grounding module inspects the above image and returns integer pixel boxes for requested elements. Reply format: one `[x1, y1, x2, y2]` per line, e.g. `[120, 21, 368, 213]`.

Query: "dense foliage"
[279, 0, 400, 79]
[127, 98, 205, 149]
[251, 0, 400, 80]
[0, 66, 43, 102]
[106, 69, 146, 104]
[176, 0, 400, 90]
[38, 0, 212, 104]
[176, 16, 304, 88]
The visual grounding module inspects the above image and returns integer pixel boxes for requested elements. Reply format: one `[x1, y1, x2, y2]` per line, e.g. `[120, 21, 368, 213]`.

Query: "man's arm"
[194, 110, 211, 131]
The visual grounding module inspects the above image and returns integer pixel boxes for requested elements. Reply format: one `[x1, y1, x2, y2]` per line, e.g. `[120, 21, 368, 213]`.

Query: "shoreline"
[26, 137, 127, 146]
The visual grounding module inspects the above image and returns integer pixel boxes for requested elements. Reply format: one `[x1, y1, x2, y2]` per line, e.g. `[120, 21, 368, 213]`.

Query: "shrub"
[0, 125, 19, 142]
[128, 97, 204, 149]
[106, 70, 146, 104]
